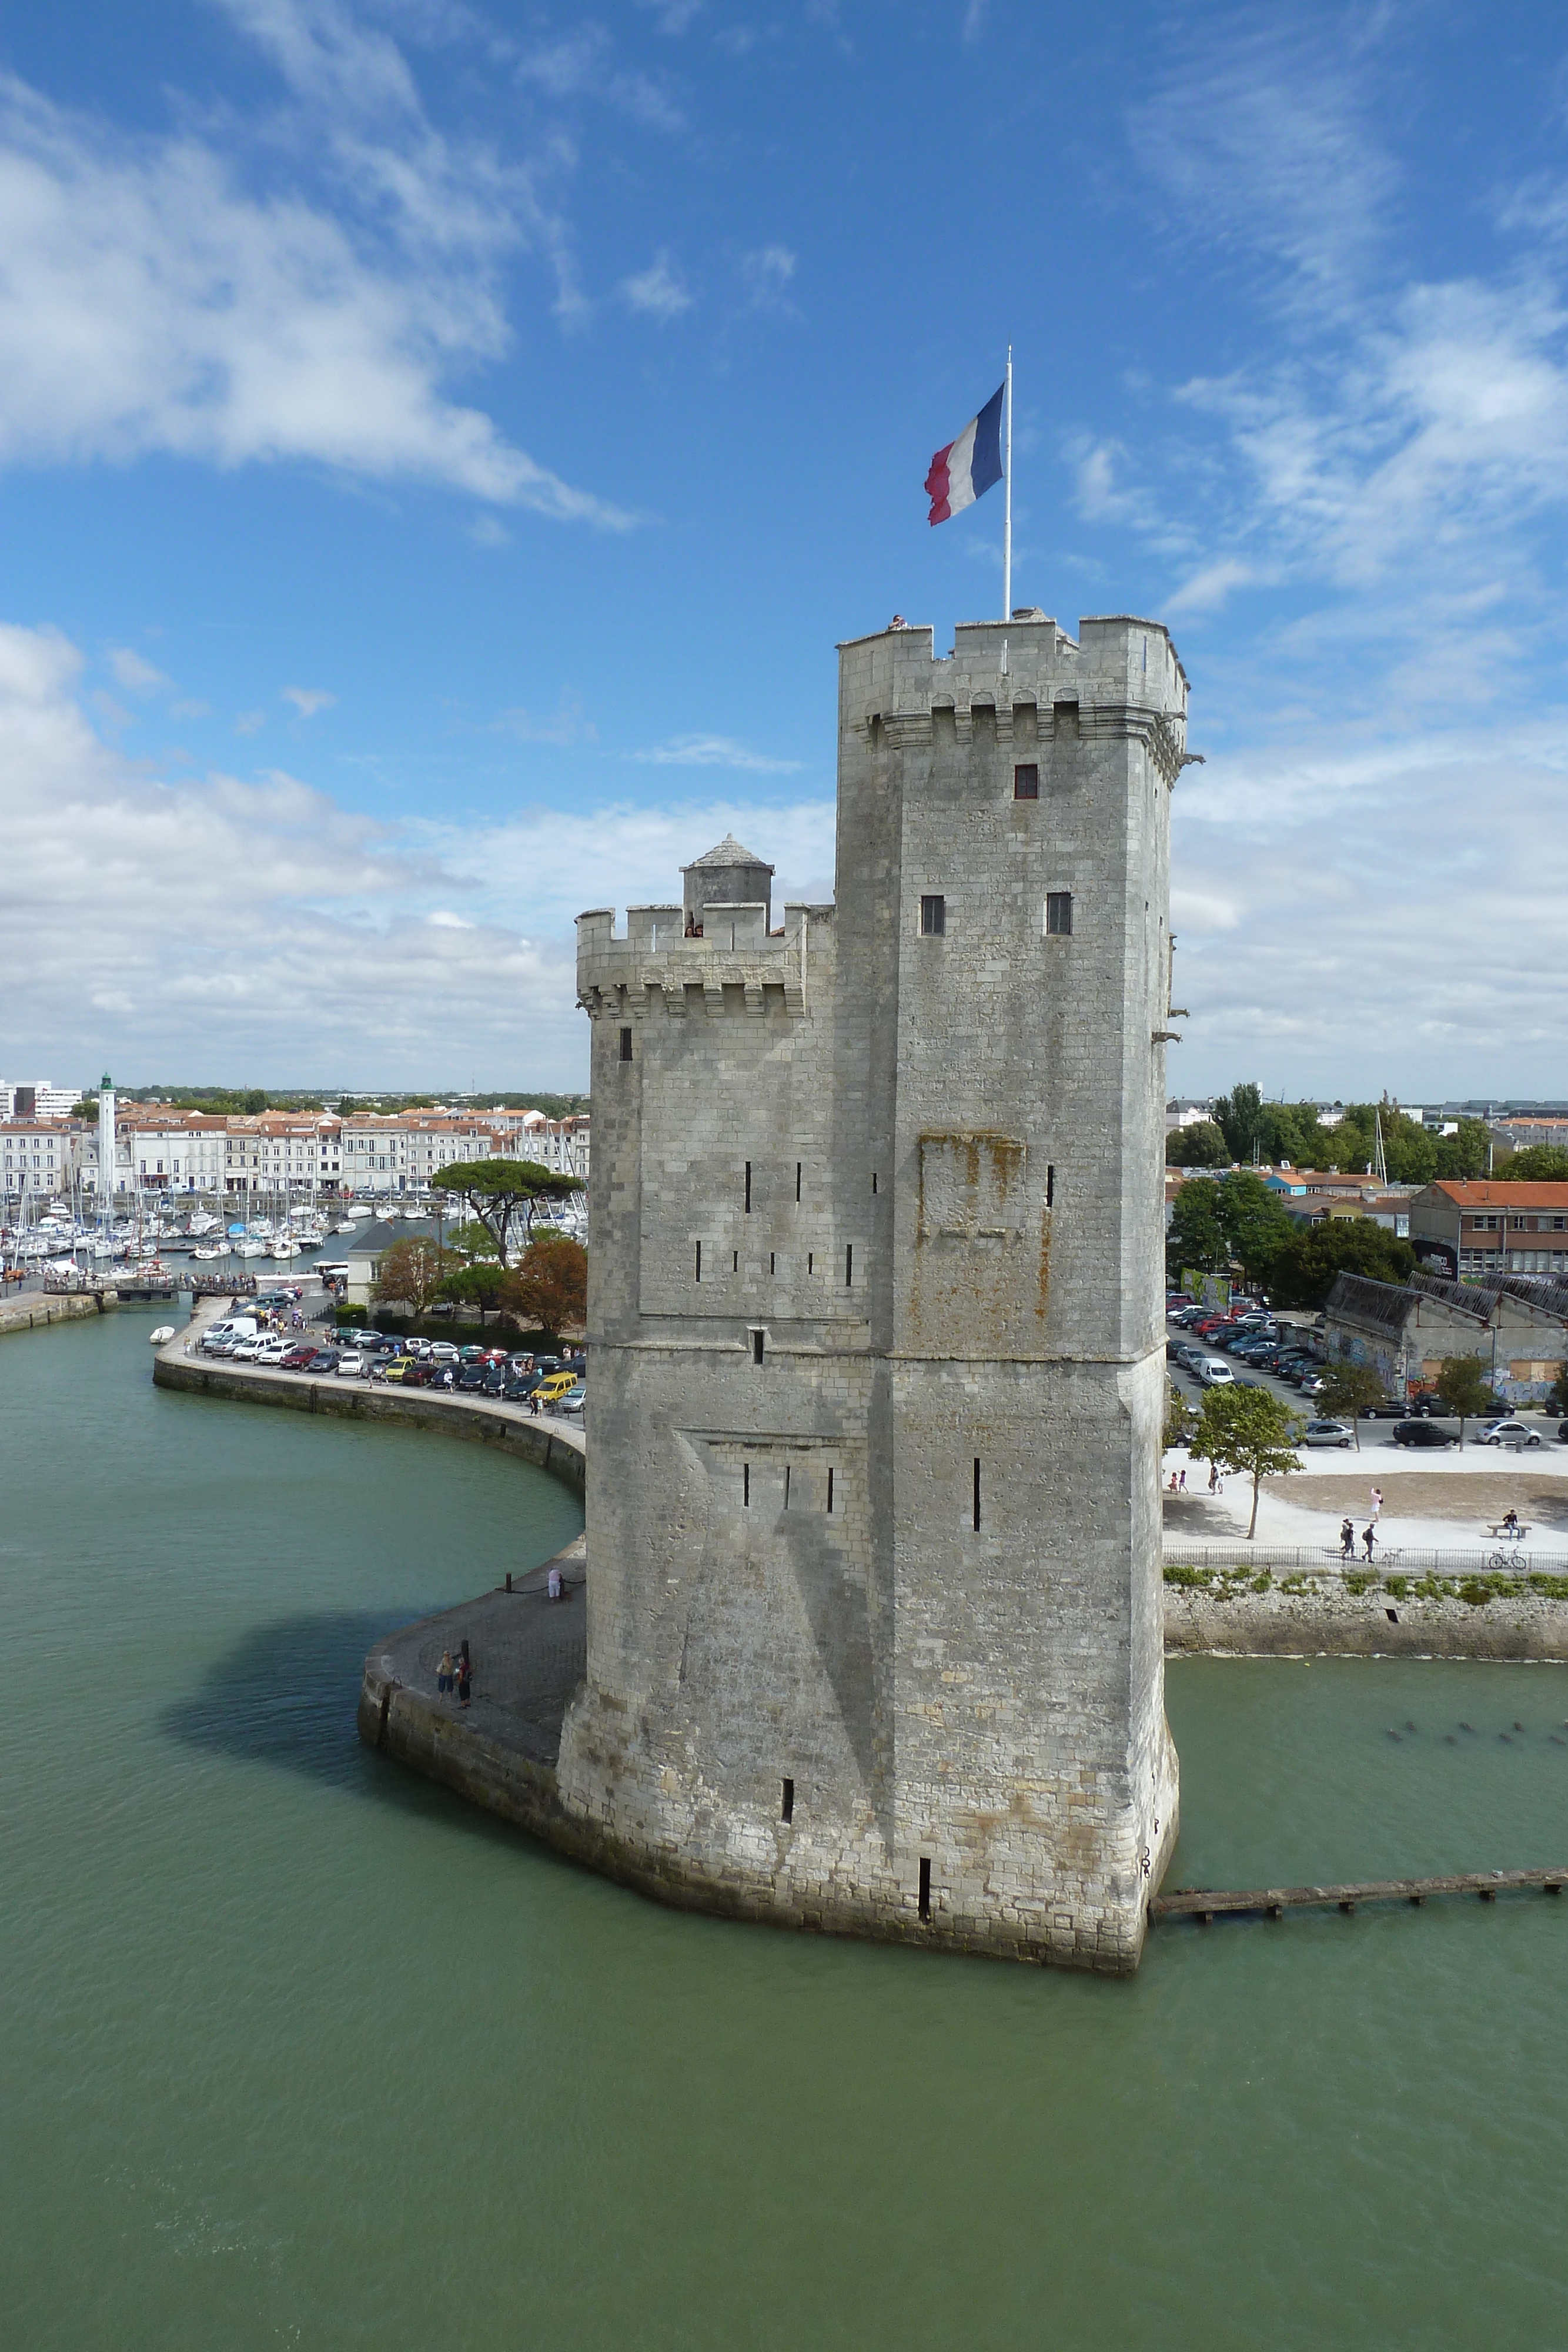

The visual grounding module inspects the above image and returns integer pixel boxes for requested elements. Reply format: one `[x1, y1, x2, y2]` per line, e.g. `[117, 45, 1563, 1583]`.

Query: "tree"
[373, 1236, 461, 1317]
[1191, 1384, 1304, 1538]
[503, 1233, 587, 1336]
[1269, 1219, 1416, 1309]
[442, 1261, 508, 1326]
[1166, 1120, 1229, 1168]
[1313, 1363, 1389, 1450]
[1216, 1170, 1295, 1281]
[1435, 1354, 1495, 1448]
[1433, 1119, 1492, 1180]
[1167, 1177, 1228, 1274]
[430, 1158, 579, 1268]
[1164, 1382, 1197, 1452]
[1213, 1082, 1267, 1165]
[1495, 1144, 1568, 1181]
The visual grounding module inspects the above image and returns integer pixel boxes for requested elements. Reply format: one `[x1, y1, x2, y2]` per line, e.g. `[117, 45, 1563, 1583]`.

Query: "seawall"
[1164, 1579, 1568, 1662]
[0, 1290, 118, 1339]
[152, 1349, 585, 1498]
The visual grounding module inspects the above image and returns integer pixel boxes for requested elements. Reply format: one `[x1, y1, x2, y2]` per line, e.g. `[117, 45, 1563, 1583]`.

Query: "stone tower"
[559, 612, 1188, 1971]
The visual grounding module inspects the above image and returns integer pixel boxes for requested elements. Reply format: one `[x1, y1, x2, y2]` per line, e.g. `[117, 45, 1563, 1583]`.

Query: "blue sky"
[4, 0, 1568, 1095]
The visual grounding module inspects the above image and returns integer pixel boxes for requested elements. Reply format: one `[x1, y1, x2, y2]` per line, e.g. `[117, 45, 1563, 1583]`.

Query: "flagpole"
[1002, 343, 1012, 622]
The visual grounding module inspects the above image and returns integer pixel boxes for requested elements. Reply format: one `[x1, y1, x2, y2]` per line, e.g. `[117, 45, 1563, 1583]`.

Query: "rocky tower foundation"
[557, 613, 1188, 1969]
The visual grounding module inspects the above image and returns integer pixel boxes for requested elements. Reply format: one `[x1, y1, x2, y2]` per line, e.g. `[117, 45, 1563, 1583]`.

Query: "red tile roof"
[1432, 1181, 1568, 1208]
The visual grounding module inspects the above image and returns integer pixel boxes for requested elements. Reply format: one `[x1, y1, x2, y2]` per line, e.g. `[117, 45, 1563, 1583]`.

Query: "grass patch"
[1163, 1564, 1212, 1589]
[1385, 1573, 1409, 1599]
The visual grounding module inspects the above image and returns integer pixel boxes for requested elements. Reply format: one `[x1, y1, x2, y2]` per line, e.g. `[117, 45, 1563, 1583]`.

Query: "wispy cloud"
[108, 646, 172, 693]
[493, 692, 597, 747]
[632, 733, 802, 771]
[737, 245, 797, 312]
[282, 686, 336, 717]
[0, 24, 631, 526]
[620, 250, 693, 320]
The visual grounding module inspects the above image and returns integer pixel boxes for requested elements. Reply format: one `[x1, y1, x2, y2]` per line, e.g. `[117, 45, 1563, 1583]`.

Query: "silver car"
[1303, 1418, 1354, 1449]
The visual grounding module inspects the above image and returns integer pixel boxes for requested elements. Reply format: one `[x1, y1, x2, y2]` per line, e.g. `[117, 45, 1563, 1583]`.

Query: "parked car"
[1303, 1418, 1355, 1448]
[536, 1369, 580, 1405]
[429, 1341, 460, 1362]
[1407, 1394, 1449, 1418]
[482, 1363, 507, 1395]
[557, 1384, 587, 1416]
[1479, 1419, 1542, 1449]
[229, 1337, 262, 1360]
[458, 1362, 489, 1390]
[1196, 1358, 1234, 1387]
[1392, 1420, 1457, 1448]
[255, 1338, 292, 1364]
[280, 1345, 316, 1369]
[382, 1357, 419, 1384]
[1362, 1396, 1408, 1418]
[1559, 1421, 1568, 1445]
[458, 1345, 486, 1363]
[335, 1350, 365, 1376]
[307, 1349, 340, 1373]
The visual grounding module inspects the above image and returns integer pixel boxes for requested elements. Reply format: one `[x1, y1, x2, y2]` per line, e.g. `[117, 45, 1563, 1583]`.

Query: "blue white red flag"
[925, 381, 1005, 524]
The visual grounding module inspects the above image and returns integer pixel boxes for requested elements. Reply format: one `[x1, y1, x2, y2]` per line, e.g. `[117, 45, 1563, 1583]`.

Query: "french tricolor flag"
[925, 380, 1005, 524]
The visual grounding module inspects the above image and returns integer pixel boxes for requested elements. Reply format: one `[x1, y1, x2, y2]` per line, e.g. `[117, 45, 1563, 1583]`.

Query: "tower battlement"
[557, 609, 1184, 1975]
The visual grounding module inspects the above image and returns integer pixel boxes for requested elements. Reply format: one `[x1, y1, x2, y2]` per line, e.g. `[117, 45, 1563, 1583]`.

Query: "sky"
[4, 0, 1568, 1098]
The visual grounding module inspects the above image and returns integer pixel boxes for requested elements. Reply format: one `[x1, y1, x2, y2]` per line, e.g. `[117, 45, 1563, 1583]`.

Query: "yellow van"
[536, 1369, 578, 1406]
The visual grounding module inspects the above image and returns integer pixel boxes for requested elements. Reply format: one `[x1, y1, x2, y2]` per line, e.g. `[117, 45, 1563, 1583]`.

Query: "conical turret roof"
[684, 833, 774, 871]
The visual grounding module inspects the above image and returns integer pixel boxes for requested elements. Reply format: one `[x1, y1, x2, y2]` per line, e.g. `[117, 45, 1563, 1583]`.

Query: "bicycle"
[1487, 1547, 1527, 1573]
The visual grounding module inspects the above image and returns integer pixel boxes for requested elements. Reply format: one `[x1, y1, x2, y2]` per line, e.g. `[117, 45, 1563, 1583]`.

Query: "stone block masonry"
[559, 613, 1192, 1972]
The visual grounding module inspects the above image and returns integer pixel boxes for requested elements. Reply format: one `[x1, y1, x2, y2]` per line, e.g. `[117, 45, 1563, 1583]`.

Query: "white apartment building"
[339, 1112, 497, 1196]
[0, 1081, 82, 1122]
[0, 1120, 79, 1201]
[225, 1114, 343, 1196]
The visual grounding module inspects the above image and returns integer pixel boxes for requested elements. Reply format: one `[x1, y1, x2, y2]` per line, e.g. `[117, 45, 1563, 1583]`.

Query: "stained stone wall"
[557, 612, 1189, 1970]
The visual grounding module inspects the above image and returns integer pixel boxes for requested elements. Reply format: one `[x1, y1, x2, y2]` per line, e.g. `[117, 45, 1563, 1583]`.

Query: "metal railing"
[1162, 1544, 1568, 1580]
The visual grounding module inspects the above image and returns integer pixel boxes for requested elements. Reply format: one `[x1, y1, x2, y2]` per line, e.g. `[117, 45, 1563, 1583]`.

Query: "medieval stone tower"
[557, 611, 1188, 1971]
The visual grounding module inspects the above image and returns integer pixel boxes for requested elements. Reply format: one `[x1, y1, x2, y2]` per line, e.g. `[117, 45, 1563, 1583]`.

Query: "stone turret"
[680, 834, 774, 935]
[559, 611, 1187, 1973]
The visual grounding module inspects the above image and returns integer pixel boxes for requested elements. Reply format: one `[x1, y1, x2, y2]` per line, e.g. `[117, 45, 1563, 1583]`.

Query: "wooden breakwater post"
[1153, 1866, 1567, 1926]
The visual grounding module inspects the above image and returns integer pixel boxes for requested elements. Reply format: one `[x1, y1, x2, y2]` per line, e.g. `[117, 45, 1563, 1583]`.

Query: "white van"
[1197, 1357, 1234, 1387]
[202, 1315, 259, 1353]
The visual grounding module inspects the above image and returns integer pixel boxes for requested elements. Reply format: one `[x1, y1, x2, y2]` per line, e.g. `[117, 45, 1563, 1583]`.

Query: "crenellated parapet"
[577, 900, 815, 1017]
[838, 613, 1191, 784]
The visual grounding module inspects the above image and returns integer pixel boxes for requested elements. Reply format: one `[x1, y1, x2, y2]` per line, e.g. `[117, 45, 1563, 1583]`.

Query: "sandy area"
[1163, 1437, 1568, 1552]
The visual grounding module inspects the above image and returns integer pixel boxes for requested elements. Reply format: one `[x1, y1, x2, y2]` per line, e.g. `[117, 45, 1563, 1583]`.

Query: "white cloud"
[620, 250, 693, 320]
[235, 710, 268, 736]
[493, 693, 596, 747]
[0, 49, 630, 524]
[282, 686, 337, 716]
[1166, 559, 1262, 617]
[738, 245, 797, 311]
[632, 733, 803, 771]
[513, 29, 685, 133]
[108, 646, 172, 694]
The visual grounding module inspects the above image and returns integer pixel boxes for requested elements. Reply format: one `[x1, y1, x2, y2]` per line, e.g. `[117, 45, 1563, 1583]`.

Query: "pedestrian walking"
[547, 1564, 563, 1601]
[1168, 1472, 1178, 1494]
[1178, 1468, 1186, 1492]
[457, 1640, 472, 1709]
[437, 1649, 453, 1696]
[1362, 1523, 1376, 1562]
[1208, 1462, 1218, 1494]
[1370, 1486, 1383, 1521]
[1340, 1517, 1355, 1559]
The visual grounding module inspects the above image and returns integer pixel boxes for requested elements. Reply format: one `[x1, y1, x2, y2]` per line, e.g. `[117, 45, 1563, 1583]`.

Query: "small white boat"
[236, 1239, 268, 1259]
[149, 1325, 175, 1344]
[272, 1238, 300, 1260]
[193, 1245, 223, 1261]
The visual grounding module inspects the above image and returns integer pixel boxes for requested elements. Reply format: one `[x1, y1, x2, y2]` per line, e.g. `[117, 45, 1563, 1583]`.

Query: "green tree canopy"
[1432, 1120, 1493, 1180]
[441, 1261, 509, 1325]
[1167, 1177, 1228, 1273]
[430, 1158, 579, 1267]
[1164, 1382, 1198, 1452]
[1268, 1219, 1416, 1308]
[1435, 1354, 1496, 1444]
[1166, 1120, 1229, 1168]
[372, 1236, 462, 1317]
[1213, 1083, 1267, 1164]
[503, 1232, 587, 1336]
[1190, 1384, 1305, 1538]
[1166, 1171, 1294, 1280]
[1495, 1144, 1568, 1181]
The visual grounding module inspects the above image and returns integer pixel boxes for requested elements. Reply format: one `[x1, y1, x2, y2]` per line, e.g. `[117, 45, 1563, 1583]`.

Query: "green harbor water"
[4, 1308, 1568, 2348]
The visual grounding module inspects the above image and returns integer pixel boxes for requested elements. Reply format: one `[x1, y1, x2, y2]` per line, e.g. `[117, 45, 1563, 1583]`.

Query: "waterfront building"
[0, 1080, 82, 1121]
[1323, 1268, 1568, 1404]
[0, 1118, 78, 1204]
[560, 611, 1189, 1972]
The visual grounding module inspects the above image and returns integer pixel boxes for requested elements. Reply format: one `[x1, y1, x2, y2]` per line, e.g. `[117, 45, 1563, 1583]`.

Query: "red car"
[279, 1345, 316, 1369]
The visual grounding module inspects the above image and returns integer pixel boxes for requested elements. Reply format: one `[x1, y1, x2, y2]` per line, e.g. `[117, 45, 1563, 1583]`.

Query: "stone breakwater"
[1164, 1571, 1568, 1661]
[152, 1346, 585, 1498]
[0, 1289, 118, 1339]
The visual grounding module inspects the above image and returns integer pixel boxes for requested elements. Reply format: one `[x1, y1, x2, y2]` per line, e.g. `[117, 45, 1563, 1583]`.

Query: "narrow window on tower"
[795, 1161, 802, 1202]
[753, 1330, 764, 1367]
[784, 1465, 791, 1509]
[920, 894, 946, 936]
[845, 1243, 853, 1287]
[1013, 762, 1039, 800]
[918, 1857, 932, 1922]
[827, 1467, 835, 1514]
[744, 1161, 751, 1213]
[743, 1463, 750, 1506]
[733, 1250, 739, 1272]
[1047, 1164, 1055, 1208]
[871, 1172, 878, 1195]
[770, 1252, 776, 1275]
[781, 1778, 794, 1823]
[619, 1026, 633, 1061]
[973, 1458, 981, 1532]
[808, 1252, 814, 1274]
[1045, 891, 1074, 937]
[695, 1240, 702, 1282]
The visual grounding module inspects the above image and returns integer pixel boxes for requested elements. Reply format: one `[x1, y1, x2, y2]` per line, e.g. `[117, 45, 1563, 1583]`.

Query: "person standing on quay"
[1371, 1486, 1383, 1522]
[1363, 1523, 1376, 1563]
[437, 1649, 453, 1697]
[457, 1641, 472, 1709]
[1340, 1518, 1355, 1560]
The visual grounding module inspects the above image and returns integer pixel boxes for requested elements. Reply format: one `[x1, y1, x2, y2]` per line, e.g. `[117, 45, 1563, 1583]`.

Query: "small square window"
[1045, 891, 1074, 937]
[920, 894, 945, 936]
[1013, 763, 1039, 799]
